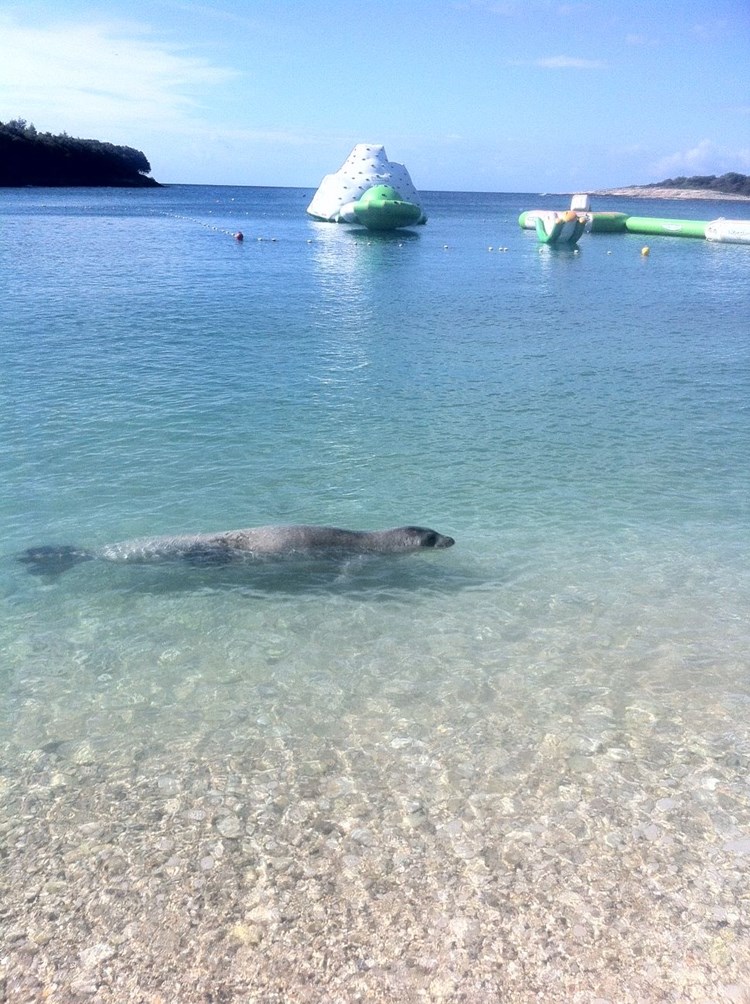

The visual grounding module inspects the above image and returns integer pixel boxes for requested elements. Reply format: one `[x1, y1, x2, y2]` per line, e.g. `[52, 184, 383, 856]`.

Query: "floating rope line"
[153, 209, 279, 243]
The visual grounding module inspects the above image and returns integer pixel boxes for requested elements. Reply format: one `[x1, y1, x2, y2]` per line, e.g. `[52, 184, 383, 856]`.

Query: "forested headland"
[644, 173, 750, 196]
[0, 120, 160, 187]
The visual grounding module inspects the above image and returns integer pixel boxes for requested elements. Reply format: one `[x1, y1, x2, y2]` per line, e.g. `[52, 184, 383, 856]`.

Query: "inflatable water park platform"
[307, 144, 426, 232]
[519, 193, 750, 245]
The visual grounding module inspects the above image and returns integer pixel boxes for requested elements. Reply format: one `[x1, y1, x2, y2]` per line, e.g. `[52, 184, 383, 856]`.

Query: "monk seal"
[18, 524, 455, 576]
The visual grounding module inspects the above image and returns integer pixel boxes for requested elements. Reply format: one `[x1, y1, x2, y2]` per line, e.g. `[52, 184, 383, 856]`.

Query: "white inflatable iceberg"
[307, 144, 426, 231]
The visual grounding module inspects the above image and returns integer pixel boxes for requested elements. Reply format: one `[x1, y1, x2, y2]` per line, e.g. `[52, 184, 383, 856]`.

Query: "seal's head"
[396, 526, 455, 550]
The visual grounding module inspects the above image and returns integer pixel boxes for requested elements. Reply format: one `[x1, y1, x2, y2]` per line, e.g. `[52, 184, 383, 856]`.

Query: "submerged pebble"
[216, 814, 242, 838]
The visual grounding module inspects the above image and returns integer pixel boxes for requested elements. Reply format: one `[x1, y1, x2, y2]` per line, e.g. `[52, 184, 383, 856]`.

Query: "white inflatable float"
[307, 144, 426, 231]
[704, 218, 750, 244]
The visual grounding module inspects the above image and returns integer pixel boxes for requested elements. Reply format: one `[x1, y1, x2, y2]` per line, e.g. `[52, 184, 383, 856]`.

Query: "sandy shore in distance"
[592, 187, 750, 201]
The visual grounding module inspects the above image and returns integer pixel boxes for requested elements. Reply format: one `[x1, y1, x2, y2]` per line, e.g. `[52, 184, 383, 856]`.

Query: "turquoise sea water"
[2, 186, 750, 1000]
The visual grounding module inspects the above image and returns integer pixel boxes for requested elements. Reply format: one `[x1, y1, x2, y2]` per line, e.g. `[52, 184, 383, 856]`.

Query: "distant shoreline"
[592, 186, 750, 202]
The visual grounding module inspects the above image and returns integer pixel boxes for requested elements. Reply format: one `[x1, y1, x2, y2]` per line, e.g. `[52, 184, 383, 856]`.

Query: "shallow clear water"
[2, 186, 749, 999]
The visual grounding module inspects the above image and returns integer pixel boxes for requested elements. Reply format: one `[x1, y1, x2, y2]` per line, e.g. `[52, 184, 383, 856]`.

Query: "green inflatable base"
[353, 185, 423, 231]
[624, 216, 707, 239]
[588, 212, 630, 233]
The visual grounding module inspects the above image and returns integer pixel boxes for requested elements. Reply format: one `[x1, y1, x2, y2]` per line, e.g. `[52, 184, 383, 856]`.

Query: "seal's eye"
[422, 532, 438, 547]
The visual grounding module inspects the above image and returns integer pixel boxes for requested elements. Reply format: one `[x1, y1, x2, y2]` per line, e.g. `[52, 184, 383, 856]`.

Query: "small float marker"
[641, 246, 650, 256]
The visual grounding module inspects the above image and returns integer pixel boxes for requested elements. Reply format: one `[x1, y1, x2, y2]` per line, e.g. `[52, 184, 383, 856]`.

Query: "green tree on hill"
[647, 172, 750, 196]
[0, 120, 159, 187]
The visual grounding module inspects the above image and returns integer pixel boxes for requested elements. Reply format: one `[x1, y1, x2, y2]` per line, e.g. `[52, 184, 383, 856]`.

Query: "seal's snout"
[414, 528, 455, 549]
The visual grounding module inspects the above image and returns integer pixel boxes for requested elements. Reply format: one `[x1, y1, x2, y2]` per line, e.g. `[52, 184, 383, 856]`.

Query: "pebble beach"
[3, 645, 750, 1003]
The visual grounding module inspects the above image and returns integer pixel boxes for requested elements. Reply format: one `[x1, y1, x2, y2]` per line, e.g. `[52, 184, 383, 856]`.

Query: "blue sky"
[1, 0, 748, 191]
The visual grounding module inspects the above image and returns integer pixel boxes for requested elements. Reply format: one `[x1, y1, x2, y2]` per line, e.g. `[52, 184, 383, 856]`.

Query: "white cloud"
[625, 33, 658, 47]
[0, 14, 239, 136]
[654, 139, 750, 176]
[691, 19, 732, 42]
[655, 139, 715, 174]
[508, 55, 606, 69]
[537, 55, 605, 68]
[556, 4, 593, 15]
[450, 0, 519, 15]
